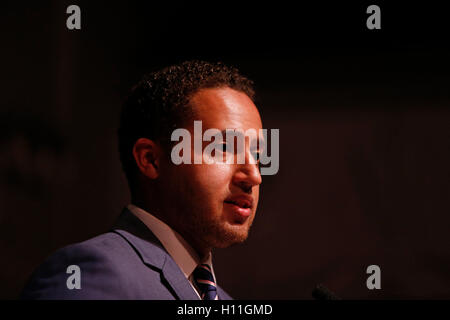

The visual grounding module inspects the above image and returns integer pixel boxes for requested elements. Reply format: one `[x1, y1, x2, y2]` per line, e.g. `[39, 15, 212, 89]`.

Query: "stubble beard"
[177, 204, 255, 252]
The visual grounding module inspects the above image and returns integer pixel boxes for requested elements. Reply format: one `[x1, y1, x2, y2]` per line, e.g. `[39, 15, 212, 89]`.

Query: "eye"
[251, 149, 260, 161]
[220, 143, 228, 153]
[219, 142, 234, 153]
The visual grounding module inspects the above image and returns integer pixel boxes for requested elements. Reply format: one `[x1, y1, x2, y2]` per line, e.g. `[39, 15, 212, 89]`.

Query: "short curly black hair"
[118, 60, 255, 189]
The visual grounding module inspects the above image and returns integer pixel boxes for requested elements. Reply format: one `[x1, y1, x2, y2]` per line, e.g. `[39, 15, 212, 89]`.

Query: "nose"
[232, 150, 262, 193]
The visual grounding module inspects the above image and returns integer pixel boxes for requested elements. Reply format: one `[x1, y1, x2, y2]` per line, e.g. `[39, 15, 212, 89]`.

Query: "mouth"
[224, 200, 252, 209]
[224, 196, 253, 219]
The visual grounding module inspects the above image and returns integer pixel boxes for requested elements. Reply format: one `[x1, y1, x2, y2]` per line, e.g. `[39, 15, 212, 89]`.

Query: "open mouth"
[223, 195, 253, 220]
[224, 200, 252, 209]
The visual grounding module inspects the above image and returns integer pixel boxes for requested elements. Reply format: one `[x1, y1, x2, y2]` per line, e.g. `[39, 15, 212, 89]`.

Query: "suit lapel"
[112, 208, 200, 300]
[216, 286, 233, 300]
[161, 254, 200, 300]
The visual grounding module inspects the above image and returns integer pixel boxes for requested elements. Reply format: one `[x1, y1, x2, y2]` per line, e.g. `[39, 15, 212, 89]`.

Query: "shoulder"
[58, 231, 136, 262]
[41, 231, 136, 274]
[20, 232, 161, 299]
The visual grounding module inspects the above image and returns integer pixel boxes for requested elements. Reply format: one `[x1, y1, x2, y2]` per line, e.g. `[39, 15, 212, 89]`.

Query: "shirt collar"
[127, 204, 214, 280]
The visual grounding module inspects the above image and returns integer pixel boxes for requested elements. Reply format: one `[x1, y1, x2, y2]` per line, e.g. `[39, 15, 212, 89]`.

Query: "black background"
[1, 1, 449, 299]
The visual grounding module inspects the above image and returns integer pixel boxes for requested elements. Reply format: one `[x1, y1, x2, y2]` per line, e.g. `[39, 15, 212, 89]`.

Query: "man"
[20, 60, 263, 300]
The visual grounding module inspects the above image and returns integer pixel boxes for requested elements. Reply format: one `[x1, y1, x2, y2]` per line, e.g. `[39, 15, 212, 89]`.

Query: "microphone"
[312, 284, 341, 300]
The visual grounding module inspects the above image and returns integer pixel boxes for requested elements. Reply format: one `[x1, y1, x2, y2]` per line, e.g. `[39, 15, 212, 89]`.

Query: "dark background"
[1, 1, 449, 299]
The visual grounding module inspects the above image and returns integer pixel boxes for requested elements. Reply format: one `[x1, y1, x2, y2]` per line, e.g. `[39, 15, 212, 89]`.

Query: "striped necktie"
[193, 264, 218, 300]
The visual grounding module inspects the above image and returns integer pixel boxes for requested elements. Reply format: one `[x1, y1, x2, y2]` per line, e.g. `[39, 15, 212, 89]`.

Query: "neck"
[131, 195, 212, 261]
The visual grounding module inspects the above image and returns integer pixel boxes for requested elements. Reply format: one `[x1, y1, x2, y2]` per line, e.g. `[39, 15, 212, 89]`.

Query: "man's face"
[159, 87, 263, 254]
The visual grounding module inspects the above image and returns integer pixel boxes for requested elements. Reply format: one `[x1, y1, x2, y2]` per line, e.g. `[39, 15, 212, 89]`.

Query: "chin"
[210, 224, 251, 248]
[213, 237, 247, 249]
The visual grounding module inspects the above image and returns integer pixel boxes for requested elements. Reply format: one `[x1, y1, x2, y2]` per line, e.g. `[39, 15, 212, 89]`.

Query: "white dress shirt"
[127, 204, 217, 298]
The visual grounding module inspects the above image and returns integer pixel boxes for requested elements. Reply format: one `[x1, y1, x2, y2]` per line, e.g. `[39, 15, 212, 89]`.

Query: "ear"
[132, 138, 162, 180]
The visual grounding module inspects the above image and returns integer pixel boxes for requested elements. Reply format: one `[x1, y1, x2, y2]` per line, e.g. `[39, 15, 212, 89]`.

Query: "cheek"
[192, 163, 234, 196]
[254, 186, 260, 207]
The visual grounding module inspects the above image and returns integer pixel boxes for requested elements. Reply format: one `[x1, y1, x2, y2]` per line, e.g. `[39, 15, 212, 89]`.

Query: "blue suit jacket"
[20, 208, 233, 300]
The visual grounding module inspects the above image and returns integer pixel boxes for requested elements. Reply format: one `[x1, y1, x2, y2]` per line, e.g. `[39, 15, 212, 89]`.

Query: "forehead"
[189, 87, 262, 131]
